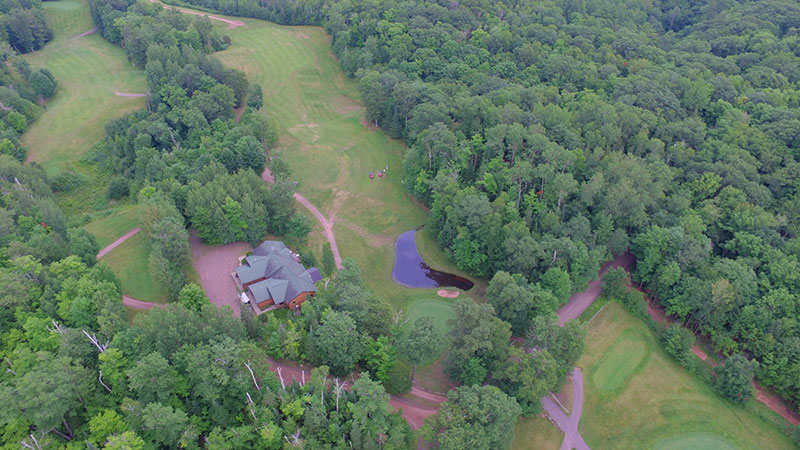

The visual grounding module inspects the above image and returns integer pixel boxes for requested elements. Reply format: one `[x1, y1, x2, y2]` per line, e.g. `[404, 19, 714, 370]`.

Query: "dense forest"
[0, 0, 52, 53]
[173, 0, 800, 414]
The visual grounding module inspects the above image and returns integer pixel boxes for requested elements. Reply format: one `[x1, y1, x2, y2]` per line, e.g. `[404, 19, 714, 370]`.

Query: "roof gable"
[248, 280, 272, 303]
[265, 278, 289, 304]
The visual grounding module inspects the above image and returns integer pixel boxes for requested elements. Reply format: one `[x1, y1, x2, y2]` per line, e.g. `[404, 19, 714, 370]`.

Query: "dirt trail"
[122, 295, 164, 310]
[114, 92, 147, 97]
[148, 0, 244, 29]
[755, 382, 800, 426]
[293, 192, 342, 269]
[96, 227, 140, 259]
[261, 166, 343, 269]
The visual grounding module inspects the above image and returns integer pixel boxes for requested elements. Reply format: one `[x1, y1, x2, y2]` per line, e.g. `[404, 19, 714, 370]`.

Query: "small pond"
[392, 229, 474, 290]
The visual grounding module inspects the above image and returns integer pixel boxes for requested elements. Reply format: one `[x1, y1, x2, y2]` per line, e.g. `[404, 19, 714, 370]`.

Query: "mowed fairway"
[23, 0, 145, 175]
[215, 19, 455, 308]
[577, 302, 794, 449]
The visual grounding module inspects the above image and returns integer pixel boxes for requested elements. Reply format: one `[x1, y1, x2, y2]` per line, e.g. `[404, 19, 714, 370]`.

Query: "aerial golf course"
[19, 1, 798, 448]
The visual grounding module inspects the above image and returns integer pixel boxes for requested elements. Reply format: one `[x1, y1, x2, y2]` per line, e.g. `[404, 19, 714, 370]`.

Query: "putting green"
[653, 432, 737, 450]
[404, 298, 455, 335]
[591, 329, 648, 392]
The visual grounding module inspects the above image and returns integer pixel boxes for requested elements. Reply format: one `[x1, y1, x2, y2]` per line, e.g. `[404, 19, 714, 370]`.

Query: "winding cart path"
[96, 228, 166, 309]
[122, 295, 164, 310]
[261, 167, 343, 269]
[557, 252, 635, 325]
[95, 227, 140, 259]
[542, 369, 589, 450]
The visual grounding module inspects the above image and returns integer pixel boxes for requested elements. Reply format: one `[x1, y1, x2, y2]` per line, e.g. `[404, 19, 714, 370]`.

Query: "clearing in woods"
[576, 301, 795, 450]
[213, 17, 480, 311]
[82, 206, 165, 303]
[23, 0, 145, 214]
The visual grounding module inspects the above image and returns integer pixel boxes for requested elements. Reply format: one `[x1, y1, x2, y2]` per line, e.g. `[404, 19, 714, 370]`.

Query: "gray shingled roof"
[237, 241, 317, 304]
[235, 256, 268, 285]
[248, 279, 272, 304]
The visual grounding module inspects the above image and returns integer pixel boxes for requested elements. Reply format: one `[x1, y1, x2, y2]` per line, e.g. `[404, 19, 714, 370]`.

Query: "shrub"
[299, 246, 318, 270]
[620, 289, 648, 319]
[661, 324, 695, 369]
[385, 360, 412, 394]
[322, 243, 335, 275]
[51, 170, 87, 192]
[106, 176, 130, 200]
[247, 83, 263, 109]
[713, 353, 757, 403]
[602, 267, 628, 299]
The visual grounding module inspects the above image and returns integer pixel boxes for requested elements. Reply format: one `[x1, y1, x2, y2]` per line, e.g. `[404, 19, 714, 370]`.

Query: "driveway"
[189, 232, 251, 317]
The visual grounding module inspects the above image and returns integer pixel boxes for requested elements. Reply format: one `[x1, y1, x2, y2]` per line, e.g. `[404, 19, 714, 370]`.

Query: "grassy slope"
[578, 302, 795, 450]
[96, 231, 166, 302]
[214, 19, 469, 309]
[23, 0, 145, 215]
[82, 205, 141, 248]
[25, 1, 159, 301]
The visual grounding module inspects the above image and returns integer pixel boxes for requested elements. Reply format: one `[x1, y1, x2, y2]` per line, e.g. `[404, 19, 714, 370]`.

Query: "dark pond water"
[392, 230, 474, 290]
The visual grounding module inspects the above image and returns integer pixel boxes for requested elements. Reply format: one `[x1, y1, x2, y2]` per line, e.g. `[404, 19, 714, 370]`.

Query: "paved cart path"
[95, 227, 140, 259]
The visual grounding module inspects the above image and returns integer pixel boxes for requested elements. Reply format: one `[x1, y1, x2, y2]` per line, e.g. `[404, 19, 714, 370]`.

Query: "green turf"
[590, 330, 647, 392]
[97, 231, 166, 303]
[23, 0, 146, 177]
[404, 298, 455, 336]
[577, 301, 795, 449]
[653, 432, 738, 450]
[511, 416, 564, 450]
[82, 205, 141, 248]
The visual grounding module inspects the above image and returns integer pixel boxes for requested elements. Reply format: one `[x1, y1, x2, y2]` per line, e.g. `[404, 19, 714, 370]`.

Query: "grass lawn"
[577, 301, 795, 449]
[511, 416, 564, 450]
[98, 231, 166, 302]
[82, 204, 141, 248]
[23, 0, 145, 177]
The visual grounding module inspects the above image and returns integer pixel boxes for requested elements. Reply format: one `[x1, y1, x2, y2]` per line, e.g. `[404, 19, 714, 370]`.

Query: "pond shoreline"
[392, 229, 474, 291]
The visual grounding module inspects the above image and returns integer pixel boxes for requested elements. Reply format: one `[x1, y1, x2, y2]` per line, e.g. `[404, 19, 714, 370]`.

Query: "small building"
[235, 240, 319, 313]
